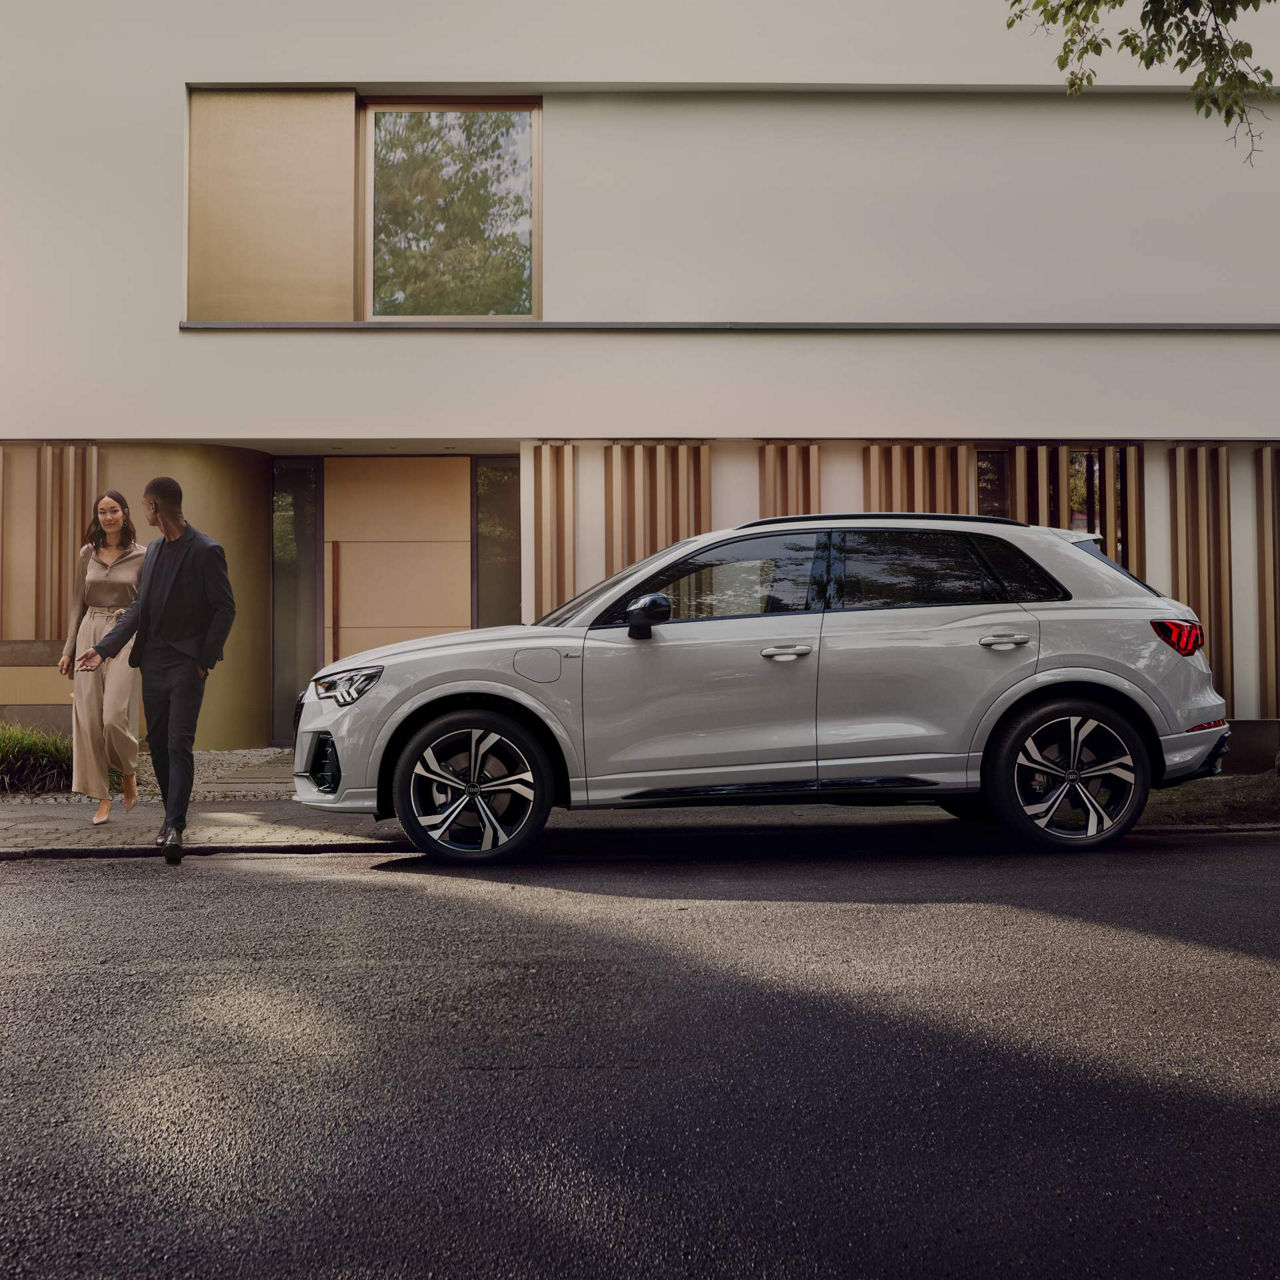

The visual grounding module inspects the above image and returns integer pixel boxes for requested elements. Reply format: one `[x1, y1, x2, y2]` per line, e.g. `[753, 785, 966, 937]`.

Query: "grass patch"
[0, 722, 123, 795]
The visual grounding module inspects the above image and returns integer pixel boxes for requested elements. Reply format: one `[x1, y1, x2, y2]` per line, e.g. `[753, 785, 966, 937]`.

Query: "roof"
[735, 512, 1029, 530]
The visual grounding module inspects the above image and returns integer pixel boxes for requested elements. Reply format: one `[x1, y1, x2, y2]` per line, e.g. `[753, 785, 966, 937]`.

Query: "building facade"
[3, 1, 1279, 756]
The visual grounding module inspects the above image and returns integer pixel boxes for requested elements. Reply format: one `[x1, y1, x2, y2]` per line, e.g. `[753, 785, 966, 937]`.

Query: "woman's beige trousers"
[72, 607, 138, 799]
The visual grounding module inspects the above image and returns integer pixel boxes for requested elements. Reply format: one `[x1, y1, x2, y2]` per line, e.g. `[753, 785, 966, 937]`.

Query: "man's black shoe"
[161, 829, 183, 864]
[155, 823, 170, 846]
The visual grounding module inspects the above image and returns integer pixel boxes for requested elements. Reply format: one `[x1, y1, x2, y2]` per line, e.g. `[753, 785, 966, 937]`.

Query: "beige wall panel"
[329, 541, 470, 630]
[1, 446, 38, 640]
[574, 444, 607, 590]
[96, 444, 272, 749]
[324, 457, 470, 543]
[0, 667, 73, 705]
[546, 95, 1280, 325]
[1142, 446, 1174, 598]
[188, 91, 356, 322]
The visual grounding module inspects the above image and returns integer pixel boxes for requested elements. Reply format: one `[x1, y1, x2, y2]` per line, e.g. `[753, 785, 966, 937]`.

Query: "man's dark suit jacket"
[96, 525, 236, 671]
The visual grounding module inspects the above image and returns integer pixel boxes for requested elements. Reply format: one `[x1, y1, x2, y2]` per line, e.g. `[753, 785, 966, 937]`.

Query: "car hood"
[314, 625, 556, 678]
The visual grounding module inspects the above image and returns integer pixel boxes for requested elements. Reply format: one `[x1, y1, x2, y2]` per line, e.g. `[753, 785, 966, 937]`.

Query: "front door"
[582, 532, 824, 805]
[817, 528, 1041, 790]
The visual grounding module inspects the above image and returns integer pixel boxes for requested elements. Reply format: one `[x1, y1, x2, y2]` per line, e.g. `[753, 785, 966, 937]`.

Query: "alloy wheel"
[1013, 715, 1136, 840]
[409, 727, 537, 853]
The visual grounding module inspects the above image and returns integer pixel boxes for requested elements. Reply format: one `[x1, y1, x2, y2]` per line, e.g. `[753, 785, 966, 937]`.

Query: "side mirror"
[626, 592, 671, 640]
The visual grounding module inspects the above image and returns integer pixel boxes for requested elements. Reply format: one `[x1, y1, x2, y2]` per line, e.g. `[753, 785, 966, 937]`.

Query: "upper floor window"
[365, 102, 539, 319]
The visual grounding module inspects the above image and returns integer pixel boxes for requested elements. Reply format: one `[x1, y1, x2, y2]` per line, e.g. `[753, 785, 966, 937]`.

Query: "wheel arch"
[976, 679, 1166, 789]
[375, 691, 574, 819]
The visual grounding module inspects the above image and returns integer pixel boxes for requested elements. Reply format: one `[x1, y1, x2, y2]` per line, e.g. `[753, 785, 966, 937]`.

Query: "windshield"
[535, 541, 694, 627]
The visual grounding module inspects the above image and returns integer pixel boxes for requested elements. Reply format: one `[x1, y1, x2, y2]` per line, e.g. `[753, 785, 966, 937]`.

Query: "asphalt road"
[1, 817, 1278, 1279]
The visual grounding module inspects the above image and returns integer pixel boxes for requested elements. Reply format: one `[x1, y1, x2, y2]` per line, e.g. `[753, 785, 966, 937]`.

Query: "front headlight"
[313, 666, 383, 707]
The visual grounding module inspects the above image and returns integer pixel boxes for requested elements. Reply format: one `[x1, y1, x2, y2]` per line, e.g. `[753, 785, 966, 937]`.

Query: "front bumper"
[1155, 725, 1230, 789]
[292, 685, 380, 813]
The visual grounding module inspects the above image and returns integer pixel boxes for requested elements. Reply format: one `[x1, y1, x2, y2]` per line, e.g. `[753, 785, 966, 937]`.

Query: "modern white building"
[2, 0, 1278, 760]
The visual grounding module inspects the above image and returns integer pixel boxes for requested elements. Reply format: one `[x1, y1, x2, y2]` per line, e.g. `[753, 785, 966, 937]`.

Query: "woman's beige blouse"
[62, 542, 146, 659]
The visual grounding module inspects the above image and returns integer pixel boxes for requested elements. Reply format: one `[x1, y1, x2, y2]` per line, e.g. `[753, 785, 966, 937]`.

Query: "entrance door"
[816, 528, 1041, 790]
[582, 532, 824, 805]
[324, 456, 472, 662]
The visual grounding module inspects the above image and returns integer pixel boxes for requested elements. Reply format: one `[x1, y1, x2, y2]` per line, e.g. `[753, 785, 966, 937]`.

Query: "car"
[293, 513, 1229, 862]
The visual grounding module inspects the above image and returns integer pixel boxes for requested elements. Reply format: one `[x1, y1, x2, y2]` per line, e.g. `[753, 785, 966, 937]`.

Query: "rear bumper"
[1155, 725, 1230, 789]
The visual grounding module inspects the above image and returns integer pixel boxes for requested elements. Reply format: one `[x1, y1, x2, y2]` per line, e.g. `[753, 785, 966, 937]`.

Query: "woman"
[58, 491, 146, 824]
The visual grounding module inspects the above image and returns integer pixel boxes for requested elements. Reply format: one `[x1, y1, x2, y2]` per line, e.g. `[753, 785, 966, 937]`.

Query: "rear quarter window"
[971, 535, 1070, 603]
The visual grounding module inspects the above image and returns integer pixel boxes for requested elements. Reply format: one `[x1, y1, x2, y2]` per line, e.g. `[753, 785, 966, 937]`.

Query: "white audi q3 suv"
[294, 514, 1229, 861]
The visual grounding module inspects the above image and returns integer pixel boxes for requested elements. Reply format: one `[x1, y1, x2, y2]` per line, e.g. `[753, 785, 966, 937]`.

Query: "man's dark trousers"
[143, 650, 206, 833]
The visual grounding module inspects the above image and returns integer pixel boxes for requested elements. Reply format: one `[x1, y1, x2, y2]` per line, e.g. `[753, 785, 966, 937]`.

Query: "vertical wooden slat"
[911, 446, 926, 512]
[1055, 447, 1071, 530]
[1035, 446, 1050, 527]
[1101, 446, 1119, 559]
[1171, 446, 1190, 602]
[1213, 445, 1233, 713]
[674, 445, 689, 540]
[697, 445, 712, 533]
[1194, 446, 1211, 633]
[630, 444, 646, 560]
[1258, 446, 1278, 718]
[759, 444, 777, 520]
[561, 444, 576, 603]
[605, 443, 625, 575]
[931, 447, 948, 514]
[331, 540, 341, 661]
[865, 445, 883, 511]
[654, 444, 670, 549]
[1123, 446, 1144, 577]
[889, 445, 906, 512]
[806, 445, 821, 515]
[537, 445, 554, 618]
[956, 444, 975, 515]
[61, 446, 78, 641]
[1013, 446, 1029, 523]
[36, 444, 53, 639]
[784, 444, 799, 516]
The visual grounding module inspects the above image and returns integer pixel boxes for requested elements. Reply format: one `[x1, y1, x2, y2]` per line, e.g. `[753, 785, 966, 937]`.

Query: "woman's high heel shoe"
[92, 799, 112, 826]
[122, 775, 138, 813]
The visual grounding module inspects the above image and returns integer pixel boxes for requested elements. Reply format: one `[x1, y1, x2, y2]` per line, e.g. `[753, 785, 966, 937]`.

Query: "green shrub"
[0, 723, 126, 796]
[0, 723, 73, 794]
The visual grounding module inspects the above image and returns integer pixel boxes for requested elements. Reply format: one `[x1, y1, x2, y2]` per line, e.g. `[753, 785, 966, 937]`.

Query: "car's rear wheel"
[987, 698, 1150, 851]
[392, 710, 554, 863]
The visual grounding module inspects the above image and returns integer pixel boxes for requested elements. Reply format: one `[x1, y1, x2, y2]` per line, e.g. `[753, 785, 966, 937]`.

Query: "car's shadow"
[370, 814, 1280, 965]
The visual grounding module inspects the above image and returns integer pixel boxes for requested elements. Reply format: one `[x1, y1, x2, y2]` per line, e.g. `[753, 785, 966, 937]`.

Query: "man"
[79, 477, 235, 864]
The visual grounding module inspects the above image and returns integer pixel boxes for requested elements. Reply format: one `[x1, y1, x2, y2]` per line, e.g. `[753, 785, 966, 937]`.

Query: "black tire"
[986, 698, 1150, 851]
[392, 710, 554, 863]
[938, 795, 994, 823]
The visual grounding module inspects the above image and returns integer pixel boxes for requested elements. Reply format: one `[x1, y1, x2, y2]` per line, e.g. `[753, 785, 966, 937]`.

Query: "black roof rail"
[735, 512, 1030, 530]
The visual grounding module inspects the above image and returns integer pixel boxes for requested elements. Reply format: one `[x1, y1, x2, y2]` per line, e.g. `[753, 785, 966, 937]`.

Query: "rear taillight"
[1152, 619, 1204, 656]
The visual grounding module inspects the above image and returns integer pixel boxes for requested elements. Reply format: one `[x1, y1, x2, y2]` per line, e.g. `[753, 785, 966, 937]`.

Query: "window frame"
[589, 532, 831, 630]
[360, 97, 542, 322]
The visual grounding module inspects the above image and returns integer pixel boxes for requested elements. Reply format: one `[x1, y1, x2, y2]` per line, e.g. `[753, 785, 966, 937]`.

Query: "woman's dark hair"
[84, 490, 137, 550]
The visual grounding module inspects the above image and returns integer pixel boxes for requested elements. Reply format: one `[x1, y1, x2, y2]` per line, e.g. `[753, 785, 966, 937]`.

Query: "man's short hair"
[143, 476, 183, 510]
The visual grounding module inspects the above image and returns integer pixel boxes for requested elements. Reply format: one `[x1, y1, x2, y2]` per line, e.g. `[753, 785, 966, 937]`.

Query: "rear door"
[582, 531, 825, 805]
[816, 528, 1047, 790]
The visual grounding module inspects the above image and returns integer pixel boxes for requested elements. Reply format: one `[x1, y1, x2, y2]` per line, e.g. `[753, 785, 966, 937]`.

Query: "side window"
[595, 534, 821, 626]
[837, 530, 1002, 610]
[972, 535, 1069, 603]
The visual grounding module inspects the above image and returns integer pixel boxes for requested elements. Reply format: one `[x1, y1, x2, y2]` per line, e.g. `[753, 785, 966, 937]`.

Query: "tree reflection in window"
[372, 110, 533, 317]
[601, 535, 820, 623]
[840, 531, 1001, 609]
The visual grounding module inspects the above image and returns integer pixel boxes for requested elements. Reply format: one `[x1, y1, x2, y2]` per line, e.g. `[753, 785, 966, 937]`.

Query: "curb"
[3, 822, 1278, 860]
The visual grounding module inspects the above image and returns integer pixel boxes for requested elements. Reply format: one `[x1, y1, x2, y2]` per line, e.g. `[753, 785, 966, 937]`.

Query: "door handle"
[760, 645, 813, 661]
[979, 633, 1031, 651]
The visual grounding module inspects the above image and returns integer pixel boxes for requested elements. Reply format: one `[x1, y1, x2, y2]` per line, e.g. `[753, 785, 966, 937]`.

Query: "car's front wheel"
[986, 699, 1151, 851]
[392, 710, 554, 863]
